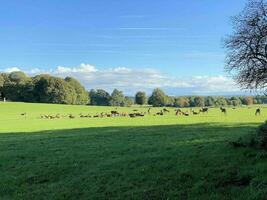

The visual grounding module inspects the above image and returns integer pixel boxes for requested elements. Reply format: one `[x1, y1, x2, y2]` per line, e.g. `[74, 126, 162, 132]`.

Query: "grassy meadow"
[0, 102, 267, 199]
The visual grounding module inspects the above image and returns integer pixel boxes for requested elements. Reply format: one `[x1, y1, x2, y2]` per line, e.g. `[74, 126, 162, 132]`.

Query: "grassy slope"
[0, 102, 267, 199]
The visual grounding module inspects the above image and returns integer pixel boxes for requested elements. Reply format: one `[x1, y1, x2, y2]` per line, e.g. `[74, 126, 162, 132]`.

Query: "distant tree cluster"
[134, 88, 262, 107]
[0, 71, 265, 107]
[0, 71, 89, 105]
[139, 88, 259, 107]
[89, 89, 134, 107]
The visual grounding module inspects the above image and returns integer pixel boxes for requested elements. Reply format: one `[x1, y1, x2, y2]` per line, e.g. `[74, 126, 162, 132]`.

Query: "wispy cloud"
[4, 67, 21, 73]
[118, 27, 184, 31]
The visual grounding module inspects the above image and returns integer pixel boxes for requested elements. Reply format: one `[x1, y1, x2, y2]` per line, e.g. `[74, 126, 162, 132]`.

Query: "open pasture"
[0, 102, 266, 133]
[0, 102, 267, 199]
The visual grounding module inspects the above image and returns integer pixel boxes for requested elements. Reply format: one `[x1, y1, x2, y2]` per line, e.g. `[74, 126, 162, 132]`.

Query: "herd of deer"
[20, 107, 262, 119]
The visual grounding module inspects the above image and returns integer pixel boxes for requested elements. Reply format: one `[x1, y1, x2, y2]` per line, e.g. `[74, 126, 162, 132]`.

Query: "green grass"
[0, 102, 267, 199]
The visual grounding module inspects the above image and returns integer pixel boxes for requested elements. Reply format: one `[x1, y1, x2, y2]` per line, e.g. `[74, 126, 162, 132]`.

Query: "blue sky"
[0, 0, 249, 95]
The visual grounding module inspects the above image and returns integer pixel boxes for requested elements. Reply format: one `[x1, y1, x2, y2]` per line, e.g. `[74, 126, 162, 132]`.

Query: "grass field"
[0, 102, 267, 199]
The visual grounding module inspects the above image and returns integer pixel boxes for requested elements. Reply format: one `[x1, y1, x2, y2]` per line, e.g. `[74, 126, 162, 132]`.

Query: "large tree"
[65, 77, 89, 105]
[0, 74, 5, 98]
[194, 96, 205, 107]
[135, 91, 147, 105]
[148, 88, 167, 107]
[89, 89, 111, 106]
[33, 76, 77, 104]
[2, 71, 31, 101]
[174, 97, 189, 108]
[225, 0, 267, 93]
[110, 89, 125, 106]
[243, 96, 254, 105]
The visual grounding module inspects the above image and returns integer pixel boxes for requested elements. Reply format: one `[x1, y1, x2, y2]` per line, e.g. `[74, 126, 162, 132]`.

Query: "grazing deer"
[129, 113, 136, 118]
[156, 110, 164, 116]
[200, 107, 209, 114]
[111, 110, 119, 116]
[192, 110, 199, 115]
[255, 108, 261, 116]
[163, 108, 170, 113]
[175, 109, 182, 116]
[220, 107, 227, 115]
[182, 111, 189, 116]
[69, 114, 75, 119]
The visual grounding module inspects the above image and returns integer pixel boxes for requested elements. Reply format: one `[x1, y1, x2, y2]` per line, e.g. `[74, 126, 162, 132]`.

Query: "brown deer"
[220, 107, 227, 115]
[255, 108, 261, 116]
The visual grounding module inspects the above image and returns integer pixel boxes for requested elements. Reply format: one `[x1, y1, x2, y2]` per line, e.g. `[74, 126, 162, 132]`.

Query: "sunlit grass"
[0, 102, 266, 199]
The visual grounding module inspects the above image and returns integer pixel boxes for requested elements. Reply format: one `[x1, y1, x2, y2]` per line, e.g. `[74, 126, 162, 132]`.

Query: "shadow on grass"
[0, 123, 266, 200]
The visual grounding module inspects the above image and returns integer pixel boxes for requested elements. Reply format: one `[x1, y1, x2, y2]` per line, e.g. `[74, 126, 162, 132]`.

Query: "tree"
[2, 72, 30, 101]
[205, 96, 216, 107]
[174, 97, 189, 108]
[89, 89, 111, 106]
[225, 0, 267, 93]
[189, 96, 196, 107]
[9, 71, 29, 84]
[33, 76, 77, 104]
[215, 97, 228, 106]
[148, 88, 167, 107]
[135, 91, 147, 105]
[65, 77, 89, 105]
[194, 96, 205, 107]
[165, 96, 175, 106]
[0, 74, 5, 98]
[243, 96, 254, 105]
[110, 89, 125, 106]
[122, 96, 134, 107]
[229, 96, 242, 106]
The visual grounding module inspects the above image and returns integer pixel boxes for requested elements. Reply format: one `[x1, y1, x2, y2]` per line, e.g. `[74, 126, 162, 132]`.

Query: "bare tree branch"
[225, 0, 267, 93]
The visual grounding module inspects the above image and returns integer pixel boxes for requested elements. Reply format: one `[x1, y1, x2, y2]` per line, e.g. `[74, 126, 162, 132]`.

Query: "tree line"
[133, 89, 266, 107]
[0, 71, 266, 107]
[0, 71, 89, 105]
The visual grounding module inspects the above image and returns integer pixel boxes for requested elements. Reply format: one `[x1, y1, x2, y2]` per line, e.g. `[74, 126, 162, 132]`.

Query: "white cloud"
[1, 63, 242, 95]
[48, 64, 240, 95]
[4, 67, 21, 73]
[188, 75, 239, 94]
[54, 63, 98, 74]
[28, 68, 42, 74]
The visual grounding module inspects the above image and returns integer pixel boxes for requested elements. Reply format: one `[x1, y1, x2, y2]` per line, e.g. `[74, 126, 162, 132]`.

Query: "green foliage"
[122, 96, 134, 107]
[174, 97, 189, 108]
[205, 96, 216, 106]
[0, 72, 89, 105]
[215, 97, 228, 106]
[8, 71, 29, 84]
[0, 74, 4, 88]
[135, 91, 147, 105]
[33, 76, 77, 104]
[2, 72, 31, 101]
[231, 120, 267, 150]
[148, 88, 167, 107]
[255, 121, 267, 149]
[0, 74, 4, 98]
[189, 96, 196, 107]
[243, 96, 254, 105]
[110, 89, 125, 106]
[230, 97, 242, 107]
[65, 77, 89, 105]
[89, 89, 111, 106]
[194, 96, 205, 107]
